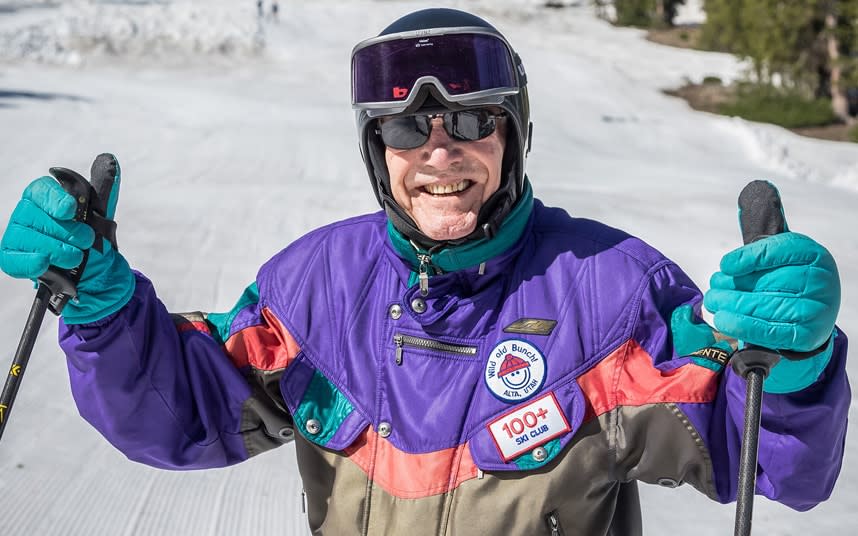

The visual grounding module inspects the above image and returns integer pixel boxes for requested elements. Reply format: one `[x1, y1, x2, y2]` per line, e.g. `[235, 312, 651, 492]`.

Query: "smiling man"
[383, 109, 507, 241]
[0, 7, 849, 536]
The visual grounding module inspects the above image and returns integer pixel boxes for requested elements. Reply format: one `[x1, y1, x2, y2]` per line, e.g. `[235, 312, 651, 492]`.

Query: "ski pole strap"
[36, 167, 118, 315]
[50, 166, 118, 253]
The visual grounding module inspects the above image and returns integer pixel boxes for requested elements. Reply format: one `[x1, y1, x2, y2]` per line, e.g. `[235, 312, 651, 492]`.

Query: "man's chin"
[415, 216, 478, 242]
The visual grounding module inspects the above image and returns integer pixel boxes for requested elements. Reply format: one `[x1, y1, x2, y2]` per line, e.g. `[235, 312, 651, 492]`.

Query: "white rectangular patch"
[487, 391, 571, 462]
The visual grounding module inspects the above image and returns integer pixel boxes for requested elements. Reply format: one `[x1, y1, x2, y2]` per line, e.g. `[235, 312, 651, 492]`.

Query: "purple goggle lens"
[352, 32, 518, 107]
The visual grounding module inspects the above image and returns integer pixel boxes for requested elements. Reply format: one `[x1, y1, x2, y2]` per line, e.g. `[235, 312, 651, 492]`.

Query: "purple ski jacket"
[59, 199, 849, 536]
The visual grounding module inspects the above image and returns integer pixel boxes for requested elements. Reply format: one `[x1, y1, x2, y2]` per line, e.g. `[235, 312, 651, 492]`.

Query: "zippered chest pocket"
[393, 333, 478, 365]
[381, 331, 484, 450]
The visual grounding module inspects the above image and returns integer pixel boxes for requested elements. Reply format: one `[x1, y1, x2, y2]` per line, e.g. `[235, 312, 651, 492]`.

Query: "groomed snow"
[0, 1, 855, 535]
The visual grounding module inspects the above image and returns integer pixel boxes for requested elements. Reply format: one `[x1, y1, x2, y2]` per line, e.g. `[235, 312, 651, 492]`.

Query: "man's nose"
[422, 117, 460, 165]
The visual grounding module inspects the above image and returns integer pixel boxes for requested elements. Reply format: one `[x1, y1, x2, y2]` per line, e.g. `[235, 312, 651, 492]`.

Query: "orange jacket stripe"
[345, 427, 479, 500]
[577, 339, 719, 421]
[176, 320, 211, 335]
[223, 307, 301, 371]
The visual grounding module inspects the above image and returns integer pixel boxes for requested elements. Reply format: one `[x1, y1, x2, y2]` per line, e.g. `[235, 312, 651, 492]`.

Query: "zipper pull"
[418, 270, 429, 296]
[417, 254, 431, 297]
[409, 240, 433, 297]
[301, 489, 307, 514]
[394, 334, 404, 366]
[547, 512, 560, 536]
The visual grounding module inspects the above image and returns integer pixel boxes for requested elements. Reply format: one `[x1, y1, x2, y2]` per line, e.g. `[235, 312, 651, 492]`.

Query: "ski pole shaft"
[730, 345, 779, 536]
[0, 283, 52, 441]
[734, 367, 765, 536]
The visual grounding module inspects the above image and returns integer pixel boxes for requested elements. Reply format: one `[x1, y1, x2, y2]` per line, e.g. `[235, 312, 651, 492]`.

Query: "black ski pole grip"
[38, 167, 94, 315]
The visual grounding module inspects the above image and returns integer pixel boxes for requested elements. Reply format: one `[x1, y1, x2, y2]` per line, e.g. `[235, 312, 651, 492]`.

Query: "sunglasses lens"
[379, 110, 500, 149]
[446, 110, 496, 141]
[379, 116, 432, 149]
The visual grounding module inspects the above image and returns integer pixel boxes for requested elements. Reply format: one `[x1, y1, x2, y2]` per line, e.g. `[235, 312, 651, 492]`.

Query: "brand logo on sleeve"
[485, 339, 546, 403]
[690, 346, 731, 367]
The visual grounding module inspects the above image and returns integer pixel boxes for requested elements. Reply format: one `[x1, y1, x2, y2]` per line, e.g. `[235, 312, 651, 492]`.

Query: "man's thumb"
[89, 153, 121, 221]
[737, 179, 788, 245]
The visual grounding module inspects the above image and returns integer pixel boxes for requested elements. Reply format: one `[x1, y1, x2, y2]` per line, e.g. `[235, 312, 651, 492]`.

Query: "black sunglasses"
[376, 109, 506, 150]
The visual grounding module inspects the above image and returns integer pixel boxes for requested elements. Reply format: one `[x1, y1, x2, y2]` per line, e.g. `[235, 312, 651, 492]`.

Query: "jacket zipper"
[393, 333, 477, 365]
[409, 240, 443, 297]
[545, 510, 565, 536]
[415, 252, 432, 297]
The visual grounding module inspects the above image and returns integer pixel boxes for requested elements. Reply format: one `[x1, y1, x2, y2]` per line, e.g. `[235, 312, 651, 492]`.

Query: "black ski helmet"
[351, 8, 532, 246]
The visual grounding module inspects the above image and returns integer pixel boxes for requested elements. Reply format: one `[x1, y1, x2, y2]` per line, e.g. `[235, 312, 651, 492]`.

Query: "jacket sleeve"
[612, 261, 849, 511]
[59, 272, 296, 470]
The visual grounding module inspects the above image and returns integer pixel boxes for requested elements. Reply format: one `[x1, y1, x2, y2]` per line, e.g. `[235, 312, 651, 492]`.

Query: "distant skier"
[0, 7, 848, 536]
[256, 0, 263, 18]
[271, 0, 279, 23]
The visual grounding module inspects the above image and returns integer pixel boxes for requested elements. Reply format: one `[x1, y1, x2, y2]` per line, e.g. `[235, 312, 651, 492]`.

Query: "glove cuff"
[61, 251, 135, 324]
[763, 331, 836, 394]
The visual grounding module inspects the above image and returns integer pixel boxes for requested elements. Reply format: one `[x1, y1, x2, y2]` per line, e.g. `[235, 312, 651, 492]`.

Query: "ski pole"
[0, 166, 107, 443]
[731, 180, 786, 536]
[0, 283, 52, 440]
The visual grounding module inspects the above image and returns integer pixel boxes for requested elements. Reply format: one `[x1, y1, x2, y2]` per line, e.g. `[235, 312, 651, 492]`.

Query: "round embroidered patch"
[485, 339, 546, 403]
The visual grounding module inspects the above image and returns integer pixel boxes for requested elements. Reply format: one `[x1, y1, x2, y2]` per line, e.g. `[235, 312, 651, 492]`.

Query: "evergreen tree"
[700, 0, 747, 51]
[702, 0, 858, 121]
[614, 0, 686, 27]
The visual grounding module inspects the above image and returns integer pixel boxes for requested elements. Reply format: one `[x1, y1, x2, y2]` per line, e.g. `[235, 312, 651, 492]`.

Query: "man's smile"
[422, 179, 472, 196]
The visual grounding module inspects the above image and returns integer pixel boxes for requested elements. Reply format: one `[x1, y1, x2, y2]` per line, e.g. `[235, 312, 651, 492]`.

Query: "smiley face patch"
[484, 339, 546, 403]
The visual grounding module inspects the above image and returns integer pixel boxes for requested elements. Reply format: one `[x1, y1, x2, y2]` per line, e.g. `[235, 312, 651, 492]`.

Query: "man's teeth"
[425, 180, 470, 195]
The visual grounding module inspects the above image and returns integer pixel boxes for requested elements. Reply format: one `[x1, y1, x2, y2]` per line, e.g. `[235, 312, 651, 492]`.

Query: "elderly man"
[0, 8, 848, 536]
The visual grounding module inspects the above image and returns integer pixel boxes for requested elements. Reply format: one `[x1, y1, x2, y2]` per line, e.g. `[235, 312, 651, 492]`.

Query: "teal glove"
[704, 231, 840, 393]
[0, 154, 135, 324]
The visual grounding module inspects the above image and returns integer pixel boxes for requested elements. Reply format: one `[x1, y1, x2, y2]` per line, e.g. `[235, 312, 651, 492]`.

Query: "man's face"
[384, 112, 506, 242]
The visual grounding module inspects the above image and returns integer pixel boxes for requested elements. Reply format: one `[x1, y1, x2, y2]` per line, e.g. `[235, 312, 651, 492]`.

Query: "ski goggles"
[377, 109, 506, 149]
[352, 29, 521, 114]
